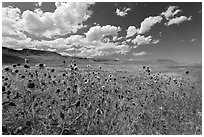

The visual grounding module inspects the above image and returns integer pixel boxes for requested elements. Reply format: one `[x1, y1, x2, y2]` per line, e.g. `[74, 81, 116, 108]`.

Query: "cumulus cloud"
[132, 51, 147, 56]
[35, 38, 76, 49]
[61, 41, 130, 57]
[115, 7, 131, 17]
[132, 35, 152, 45]
[2, 7, 26, 40]
[85, 25, 121, 42]
[131, 35, 160, 47]
[2, 5, 130, 57]
[165, 16, 192, 26]
[126, 16, 162, 36]
[138, 16, 163, 34]
[27, 27, 129, 57]
[35, 2, 42, 7]
[21, 10, 56, 37]
[3, 2, 95, 38]
[126, 26, 139, 38]
[3, 37, 33, 49]
[161, 5, 182, 20]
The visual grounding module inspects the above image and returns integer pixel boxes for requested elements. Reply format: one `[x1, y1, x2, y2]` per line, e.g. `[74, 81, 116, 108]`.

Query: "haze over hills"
[2, 47, 116, 65]
[2, 47, 190, 67]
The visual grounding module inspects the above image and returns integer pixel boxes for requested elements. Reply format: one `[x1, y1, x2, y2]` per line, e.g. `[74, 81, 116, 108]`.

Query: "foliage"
[2, 62, 202, 135]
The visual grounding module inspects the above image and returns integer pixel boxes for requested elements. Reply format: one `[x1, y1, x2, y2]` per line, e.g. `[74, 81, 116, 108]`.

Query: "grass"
[2, 62, 202, 135]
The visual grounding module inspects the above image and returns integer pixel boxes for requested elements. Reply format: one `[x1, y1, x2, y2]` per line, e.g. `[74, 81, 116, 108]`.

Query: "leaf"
[60, 111, 65, 120]
[8, 102, 16, 106]
[62, 129, 76, 135]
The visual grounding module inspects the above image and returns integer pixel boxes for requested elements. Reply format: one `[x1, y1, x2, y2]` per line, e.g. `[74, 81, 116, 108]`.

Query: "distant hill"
[2, 47, 63, 65]
[2, 53, 25, 64]
[125, 58, 179, 66]
[2, 47, 181, 67]
[155, 59, 179, 65]
[2, 47, 61, 57]
[2, 47, 120, 65]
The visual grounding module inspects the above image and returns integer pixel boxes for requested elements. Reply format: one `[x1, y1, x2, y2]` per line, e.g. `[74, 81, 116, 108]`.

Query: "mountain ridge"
[2, 47, 181, 66]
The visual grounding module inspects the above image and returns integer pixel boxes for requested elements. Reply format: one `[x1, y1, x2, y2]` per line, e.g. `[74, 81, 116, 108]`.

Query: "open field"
[2, 61, 202, 135]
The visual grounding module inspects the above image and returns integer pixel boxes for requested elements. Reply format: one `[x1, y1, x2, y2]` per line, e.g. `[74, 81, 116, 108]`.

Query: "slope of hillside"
[2, 53, 25, 64]
[2, 47, 64, 65]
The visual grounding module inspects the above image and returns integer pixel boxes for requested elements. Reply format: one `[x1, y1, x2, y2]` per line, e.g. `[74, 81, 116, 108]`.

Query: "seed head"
[28, 82, 35, 89]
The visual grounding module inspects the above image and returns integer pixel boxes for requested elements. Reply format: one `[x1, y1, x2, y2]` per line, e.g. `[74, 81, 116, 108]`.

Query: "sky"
[2, 2, 202, 63]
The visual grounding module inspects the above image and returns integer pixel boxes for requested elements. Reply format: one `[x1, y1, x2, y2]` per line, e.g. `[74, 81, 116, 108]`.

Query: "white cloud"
[85, 25, 121, 42]
[138, 16, 163, 34]
[132, 35, 152, 45]
[96, 43, 129, 56]
[4, 2, 95, 38]
[60, 41, 130, 57]
[2, 7, 26, 40]
[27, 28, 129, 57]
[115, 7, 131, 17]
[126, 26, 139, 38]
[35, 2, 42, 7]
[33, 38, 72, 49]
[152, 39, 160, 44]
[126, 15, 162, 36]
[112, 36, 118, 41]
[165, 16, 192, 26]
[161, 5, 182, 20]
[65, 35, 89, 46]
[191, 38, 196, 42]
[53, 2, 94, 34]
[2, 6, 21, 20]
[47, 48, 57, 52]
[126, 39, 131, 42]
[132, 51, 147, 56]
[2, 5, 129, 58]
[21, 10, 56, 38]
[3, 37, 33, 49]
[131, 35, 160, 47]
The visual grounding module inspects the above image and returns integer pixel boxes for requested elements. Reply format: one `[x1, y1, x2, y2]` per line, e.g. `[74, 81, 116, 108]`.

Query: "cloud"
[132, 35, 152, 45]
[3, 37, 33, 49]
[60, 40, 130, 57]
[115, 7, 131, 17]
[138, 16, 163, 34]
[35, 2, 42, 7]
[191, 38, 196, 42]
[85, 25, 121, 42]
[132, 51, 147, 56]
[2, 6, 129, 58]
[26, 27, 129, 57]
[126, 26, 139, 38]
[165, 16, 192, 26]
[47, 48, 57, 52]
[2, 7, 26, 40]
[4, 2, 95, 38]
[131, 35, 160, 47]
[80, 39, 129, 57]
[126, 39, 131, 42]
[126, 16, 162, 36]
[2, 6, 21, 20]
[21, 10, 56, 38]
[161, 5, 182, 20]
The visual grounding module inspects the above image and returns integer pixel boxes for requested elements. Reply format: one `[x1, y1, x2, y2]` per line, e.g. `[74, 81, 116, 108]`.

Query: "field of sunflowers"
[2, 61, 202, 135]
